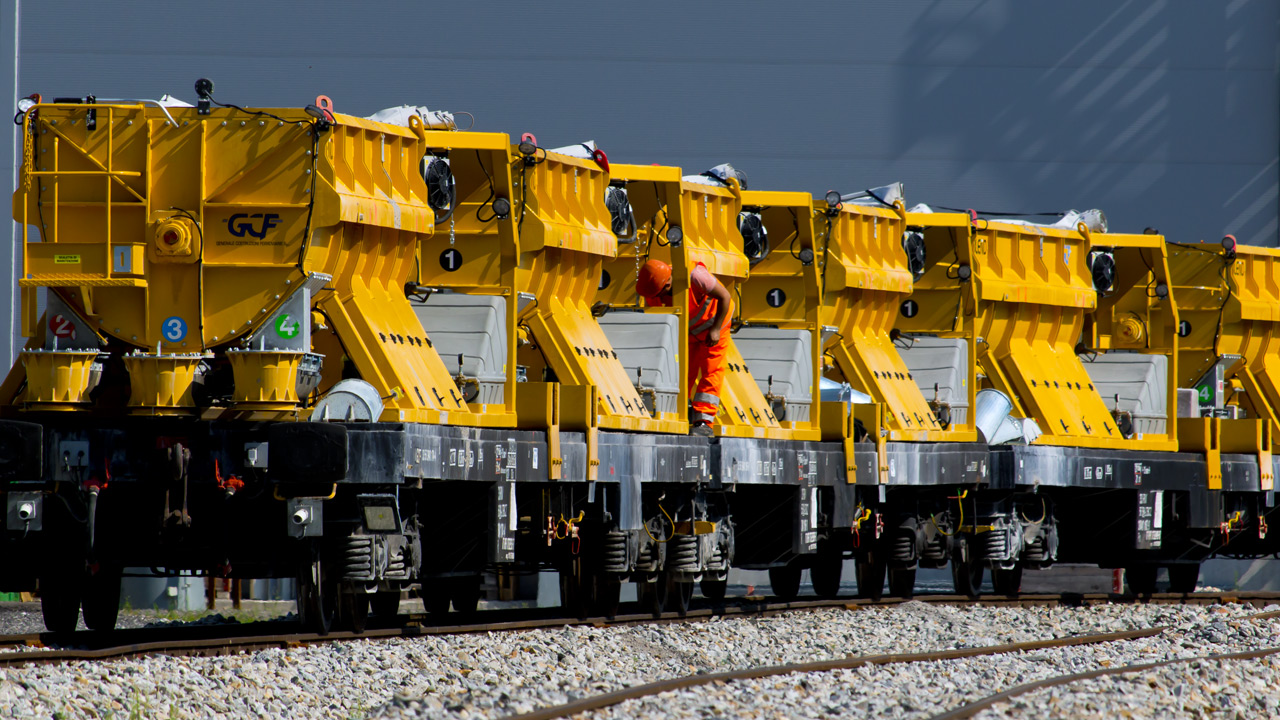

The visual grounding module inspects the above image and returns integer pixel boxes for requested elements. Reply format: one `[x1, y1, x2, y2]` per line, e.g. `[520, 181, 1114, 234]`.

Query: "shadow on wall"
[890, 0, 1278, 245]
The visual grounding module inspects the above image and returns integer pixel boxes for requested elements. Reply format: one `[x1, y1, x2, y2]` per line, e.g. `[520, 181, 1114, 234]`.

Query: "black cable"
[819, 215, 833, 295]
[1211, 255, 1235, 355]
[518, 159, 531, 233]
[787, 209, 803, 260]
[205, 95, 290, 124]
[31, 123, 48, 244]
[1167, 241, 1223, 256]
[170, 206, 206, 344]
[1138, 248, 1161, 298]
[296, 122, 322, 270]
[474, 150, 499, 223]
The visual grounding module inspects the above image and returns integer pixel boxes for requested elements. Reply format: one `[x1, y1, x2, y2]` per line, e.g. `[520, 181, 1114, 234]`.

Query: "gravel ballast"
[0, 603, 1275, 719]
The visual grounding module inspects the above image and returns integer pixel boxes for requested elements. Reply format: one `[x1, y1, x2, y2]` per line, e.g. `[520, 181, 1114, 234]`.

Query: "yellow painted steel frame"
[905, 211, 1149, 450]
[821, 201, 976, 444]
[10, 102, 502, 425]
[603, 165, 811, 441]
[1082, 234, 1180, 453]
[1170, 242, 1280, 491]
[736, 190, 822, 435]
[411, 133, 671, 449]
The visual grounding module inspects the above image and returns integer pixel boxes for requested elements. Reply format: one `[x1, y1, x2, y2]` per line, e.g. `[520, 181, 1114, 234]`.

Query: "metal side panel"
[341, 423, 550, 483]
[881, 442, 990, 486]
[596, 431, 713, 531]
[989, 445, 1223, 491]
[1220, 453, 1264, 493]
[713, 437, 846, 488]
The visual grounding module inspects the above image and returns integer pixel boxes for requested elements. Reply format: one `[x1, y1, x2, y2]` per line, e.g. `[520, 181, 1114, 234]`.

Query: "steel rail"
[927, 609, 1280, 720]
[0, 592, 1275, 670]
[495, 626, 1166, 720]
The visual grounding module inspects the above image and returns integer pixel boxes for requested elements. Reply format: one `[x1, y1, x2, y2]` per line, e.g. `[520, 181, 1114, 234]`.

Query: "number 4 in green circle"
[275, 314, 301, 339]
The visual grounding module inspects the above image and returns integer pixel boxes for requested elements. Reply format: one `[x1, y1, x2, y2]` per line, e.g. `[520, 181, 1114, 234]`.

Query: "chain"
[20, 118, 34, 192]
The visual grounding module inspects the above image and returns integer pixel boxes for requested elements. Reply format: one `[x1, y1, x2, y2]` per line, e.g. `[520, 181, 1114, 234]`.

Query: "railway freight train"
[1, 82, 1275, 633]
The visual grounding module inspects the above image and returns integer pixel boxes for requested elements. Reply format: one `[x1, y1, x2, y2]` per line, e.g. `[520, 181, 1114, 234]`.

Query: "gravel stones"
[0, 602, 1275, 719]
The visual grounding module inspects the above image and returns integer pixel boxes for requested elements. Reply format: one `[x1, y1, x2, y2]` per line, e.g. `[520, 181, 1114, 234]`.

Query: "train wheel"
[82, 565, 122, 632]
[451, 575, 482, 614]
[559, 563, 590, 619]
[768, 564, 802, 601]
[370, 589, 401, 618]
[887, 567, 916, 599]
[699, 575, 728, 602]
[951, 536, 983, 599]
[637, 573, 666, 616]
[991, 564, 1023, 596]
[1168, 564, 1199, 594]
[339, 585, 369, 634]
[596, 575, 622, 619]
[39, 570, 82, 634]
[1125, 565, 1157, 595]
[299, 558, 337, 635]
[667, 573, 694, 617]
[424, 581, 452, 616]
[855, 552, 886, 601]
[810, 552, 843, 598]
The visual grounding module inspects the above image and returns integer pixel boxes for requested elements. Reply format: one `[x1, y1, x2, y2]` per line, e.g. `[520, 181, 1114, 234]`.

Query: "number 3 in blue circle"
[162, 316, 188, 342]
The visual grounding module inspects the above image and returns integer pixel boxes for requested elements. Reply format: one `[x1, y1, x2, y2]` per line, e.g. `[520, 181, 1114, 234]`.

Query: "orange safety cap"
[636, 259, 671, 298]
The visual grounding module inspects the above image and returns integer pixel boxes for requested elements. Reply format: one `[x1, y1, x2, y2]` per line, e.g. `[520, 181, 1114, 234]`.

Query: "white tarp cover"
[366, 105, 456, 130]
[548, 141, 598, 159]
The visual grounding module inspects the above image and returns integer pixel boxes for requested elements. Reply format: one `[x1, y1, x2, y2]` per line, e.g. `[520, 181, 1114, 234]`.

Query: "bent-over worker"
[636, 259, 732, 437]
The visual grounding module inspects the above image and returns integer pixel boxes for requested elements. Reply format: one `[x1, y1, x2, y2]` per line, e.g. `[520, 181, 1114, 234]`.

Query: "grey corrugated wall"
[1, 0, 1277, 369]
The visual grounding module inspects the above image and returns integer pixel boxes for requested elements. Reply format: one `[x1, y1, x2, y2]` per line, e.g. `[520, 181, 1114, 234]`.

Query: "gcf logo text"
[226, 213, 281, 239]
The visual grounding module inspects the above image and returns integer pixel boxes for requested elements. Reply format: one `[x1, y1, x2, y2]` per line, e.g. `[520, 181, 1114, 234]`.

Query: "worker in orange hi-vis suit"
[636, 259, 733, 437]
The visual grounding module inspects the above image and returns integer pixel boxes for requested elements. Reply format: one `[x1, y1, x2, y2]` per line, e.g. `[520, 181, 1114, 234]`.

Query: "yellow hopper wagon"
[0, 81, 1274, 631]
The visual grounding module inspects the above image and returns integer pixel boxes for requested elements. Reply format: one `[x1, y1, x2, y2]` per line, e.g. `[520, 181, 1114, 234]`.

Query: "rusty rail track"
[931, 610, 1280, 720]
[0, 591, 1275, 670]
[496, 626, 1167, 720]
[493, 606, 1280, 720]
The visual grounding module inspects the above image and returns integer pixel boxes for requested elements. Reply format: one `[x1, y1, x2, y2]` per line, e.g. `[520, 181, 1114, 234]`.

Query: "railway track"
[930, 609, 1280, 720]
[0, 591, 1276, 670]
[489, 606, 1280, 720]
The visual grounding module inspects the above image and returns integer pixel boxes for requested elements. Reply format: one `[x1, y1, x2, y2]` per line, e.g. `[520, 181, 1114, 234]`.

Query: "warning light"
[492, 197, 511, 219]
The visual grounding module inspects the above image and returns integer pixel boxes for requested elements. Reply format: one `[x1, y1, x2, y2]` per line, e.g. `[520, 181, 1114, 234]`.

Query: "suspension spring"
[669, 534, 700, 572]
[342, 535, 375, 581]
[602, 529, 628, 573]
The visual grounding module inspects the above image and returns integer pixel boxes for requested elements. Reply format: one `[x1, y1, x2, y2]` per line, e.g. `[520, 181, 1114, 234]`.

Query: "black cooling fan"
[605, 186, 635, 237]
[421, 156, 456, 223]
[739, 212, 768, 263]
[902, 231, 927, 279]
[1089, 251, 1115, 293]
